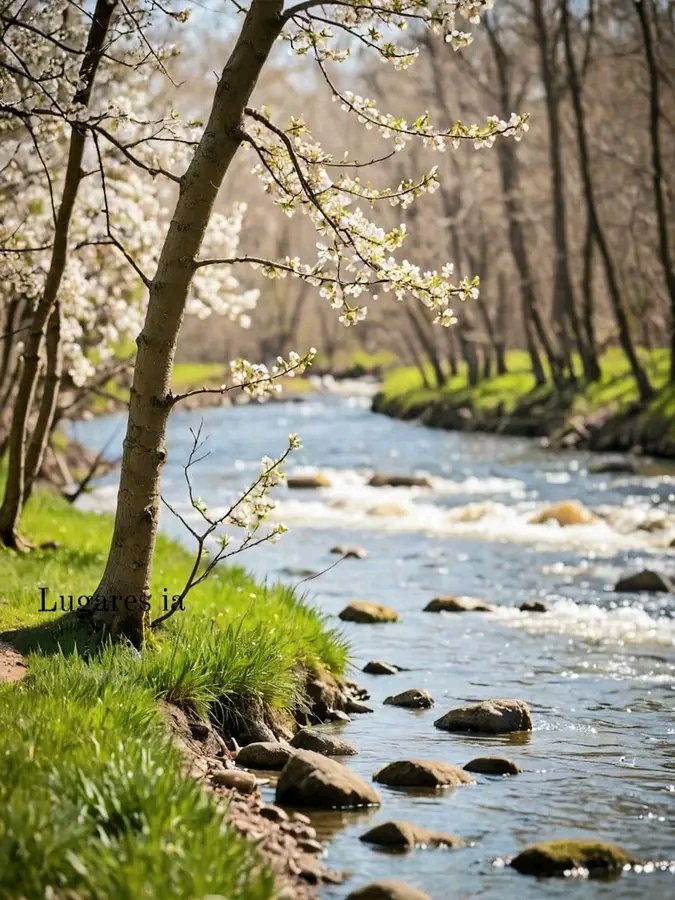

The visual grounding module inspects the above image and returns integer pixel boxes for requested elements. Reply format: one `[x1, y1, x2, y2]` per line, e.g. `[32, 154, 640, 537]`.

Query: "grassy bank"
[375, 349, 675, 457]
[0, 490, 348, 897]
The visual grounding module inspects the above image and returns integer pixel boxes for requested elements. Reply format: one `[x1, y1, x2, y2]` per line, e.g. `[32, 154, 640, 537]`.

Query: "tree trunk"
[92, 0, 285, 646]
[0, 0, 117, 548]
[485, 16, 558, 387]
[562, 0, 652, 398]
[24, 303, 63, 500]
[405, 306, 446, 388]
[531, 0, 594, 382]
[635, 0, 675, 382]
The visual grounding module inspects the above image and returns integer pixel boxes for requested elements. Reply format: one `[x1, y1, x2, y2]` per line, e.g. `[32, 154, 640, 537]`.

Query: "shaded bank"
[373, 349, 675, 459]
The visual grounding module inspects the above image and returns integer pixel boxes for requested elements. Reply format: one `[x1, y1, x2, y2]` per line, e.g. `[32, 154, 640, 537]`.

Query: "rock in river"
[236, 741, 295, 771]
[510, 839, 636, 877]
[463, 756, 522, 776]
[368, 473, 432, 488]
[360, 820, 463, 850]
[276, 749, 380, 809]
[290, 728, 357, 756]
[424, 595, 495, 613]
[519, 600, 547, 613]
[331, 544, 369, 559]
[384, 689, 434, 709]
[614, 569, 673, 593]
[346, 880, 430, 900]
[287, 473, 331, 489]
[363, 660, 400, 675]
[373, 759, 474, 788]
[339, 601, 400, 623]
[434, 699, 532, 734]
[589, 458, 638, 475]
[529, 500, 596, 527]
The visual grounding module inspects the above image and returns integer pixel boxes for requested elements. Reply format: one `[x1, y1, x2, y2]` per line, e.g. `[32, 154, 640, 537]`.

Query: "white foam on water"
[495, 598, 675, 648]
[272, 468, 669, 552]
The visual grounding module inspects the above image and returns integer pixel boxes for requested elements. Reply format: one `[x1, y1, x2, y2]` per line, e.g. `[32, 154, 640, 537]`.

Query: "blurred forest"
[174, 0, 675, 395]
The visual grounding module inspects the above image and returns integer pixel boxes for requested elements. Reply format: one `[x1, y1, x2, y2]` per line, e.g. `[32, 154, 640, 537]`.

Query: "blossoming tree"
[4, 0, 528, 645]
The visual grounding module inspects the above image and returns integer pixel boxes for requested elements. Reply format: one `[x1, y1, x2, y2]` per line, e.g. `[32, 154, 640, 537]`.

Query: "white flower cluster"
[228, 348, 317, 399]
[190, 205, 259, 326]
[247, 113, 482, 325]
[283, 0, 496, 68]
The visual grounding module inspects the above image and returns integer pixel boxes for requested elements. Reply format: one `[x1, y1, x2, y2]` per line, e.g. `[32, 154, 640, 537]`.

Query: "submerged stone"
[287, 473, 331, 489]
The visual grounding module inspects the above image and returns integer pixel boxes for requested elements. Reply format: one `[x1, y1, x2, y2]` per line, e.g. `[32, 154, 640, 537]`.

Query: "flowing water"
[72, 389, 675, 899]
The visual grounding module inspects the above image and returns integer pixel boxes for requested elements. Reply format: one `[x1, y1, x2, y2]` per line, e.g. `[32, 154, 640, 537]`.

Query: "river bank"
[0, 488, 356, 897]
[373, 349, 675, 459]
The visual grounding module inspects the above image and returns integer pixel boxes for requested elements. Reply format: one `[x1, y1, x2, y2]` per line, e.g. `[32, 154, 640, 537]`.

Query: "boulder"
[290, 728, 358, 756]
[346, 699, 374, 714]
[287, 473, 331, 489]
[367, 503, 407, 518]
[424, 595, 495, 613]
[276, 749, 380, 809]
[529, 501, 596, 527]
[339, 601, 400, 623]
[510, 839, 636, 877]
[463, 756, 522, 776]
[331, 544, 369, 559]
[384, 689, 434, 710]
[368, 474, 432, 489]
[360, 820, 462, 850]
[614, 569, 673, 593]
[346, 880, 430, 900]
[434, 699, 532, 734]
[210, 769, 258, 794]
[519, 600, 547, 613]
[236, 741, 295, 771]
[363, 660, 400, 675]
[373, 759, 474, 788]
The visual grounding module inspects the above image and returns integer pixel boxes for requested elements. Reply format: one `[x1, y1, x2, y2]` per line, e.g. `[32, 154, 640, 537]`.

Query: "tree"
[81, 0, 528, 645]
[634, 0, 675, 382]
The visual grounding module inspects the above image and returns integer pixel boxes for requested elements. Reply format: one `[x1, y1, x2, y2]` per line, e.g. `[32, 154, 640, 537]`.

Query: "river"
[71, 388, 675, 899]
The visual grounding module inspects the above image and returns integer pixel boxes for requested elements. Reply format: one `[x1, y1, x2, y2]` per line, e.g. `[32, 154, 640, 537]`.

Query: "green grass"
[379, 348, 672, 424]
[0, 489, 349, 898]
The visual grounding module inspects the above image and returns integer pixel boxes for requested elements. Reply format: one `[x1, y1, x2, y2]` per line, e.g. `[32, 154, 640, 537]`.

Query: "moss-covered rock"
[510, 839, 636, 877]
